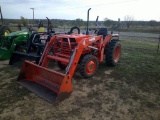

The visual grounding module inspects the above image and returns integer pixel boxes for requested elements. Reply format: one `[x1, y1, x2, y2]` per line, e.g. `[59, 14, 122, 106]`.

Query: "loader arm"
[65, 38, 85, 77]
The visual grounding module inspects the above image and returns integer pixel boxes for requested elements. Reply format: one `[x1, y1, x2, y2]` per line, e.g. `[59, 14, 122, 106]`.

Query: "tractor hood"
[7, 29, 30, 37]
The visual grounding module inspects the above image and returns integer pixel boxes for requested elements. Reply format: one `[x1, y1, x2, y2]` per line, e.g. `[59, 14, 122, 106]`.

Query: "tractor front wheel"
[105, 40, 121, 66]
[79, 54, 98, 78]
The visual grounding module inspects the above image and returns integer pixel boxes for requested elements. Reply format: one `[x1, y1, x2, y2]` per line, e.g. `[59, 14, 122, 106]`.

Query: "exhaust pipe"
[0, 6, 3, 24]
[86, 8, 91, 35]
[46, 17, 50, 34]
[96, 16, 101, 28]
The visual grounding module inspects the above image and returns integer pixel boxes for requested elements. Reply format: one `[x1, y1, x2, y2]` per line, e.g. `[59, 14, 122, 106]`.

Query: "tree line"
[3, 15, 160, 33]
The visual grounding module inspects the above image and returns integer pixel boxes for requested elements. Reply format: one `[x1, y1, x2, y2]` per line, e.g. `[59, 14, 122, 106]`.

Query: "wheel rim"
[19, 48, 26, 53]
[22, 49, 26, 53]
[4, 30, 10, 36]
[86, 60, 97, 75]
[113, 45, 121, 62]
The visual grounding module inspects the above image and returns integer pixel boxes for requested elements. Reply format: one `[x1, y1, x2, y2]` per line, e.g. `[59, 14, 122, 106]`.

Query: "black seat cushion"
[97, 28, 108, 39]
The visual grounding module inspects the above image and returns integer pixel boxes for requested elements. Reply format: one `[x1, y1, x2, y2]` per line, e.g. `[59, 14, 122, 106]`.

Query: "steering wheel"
[68, 26, 80, 34]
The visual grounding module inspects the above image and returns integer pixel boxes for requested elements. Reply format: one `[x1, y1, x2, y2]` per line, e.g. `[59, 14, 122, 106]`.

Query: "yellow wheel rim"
[4, 30, 10, 36]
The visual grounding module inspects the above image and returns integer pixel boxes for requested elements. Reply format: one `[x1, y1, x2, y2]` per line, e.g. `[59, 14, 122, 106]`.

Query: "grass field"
[0, 36, 160, 120]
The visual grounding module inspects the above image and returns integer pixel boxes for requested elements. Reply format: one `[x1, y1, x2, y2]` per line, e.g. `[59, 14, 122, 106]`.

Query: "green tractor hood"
[7, 29, 29, 37]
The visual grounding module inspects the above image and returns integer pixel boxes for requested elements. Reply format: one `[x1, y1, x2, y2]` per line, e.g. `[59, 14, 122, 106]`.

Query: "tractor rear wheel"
[0, 25, 11, 37]
[79, 54, 98, 78]
[105, 40, 121, 66]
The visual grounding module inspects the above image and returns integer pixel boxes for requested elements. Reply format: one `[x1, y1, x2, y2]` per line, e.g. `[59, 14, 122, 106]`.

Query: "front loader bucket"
[9, 51, 41, 67]
[0, 48, 11, 60]
[17, 61, 72, 104]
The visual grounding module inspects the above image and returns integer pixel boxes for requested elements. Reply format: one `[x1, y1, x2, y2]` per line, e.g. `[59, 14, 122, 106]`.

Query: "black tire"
[0, 25, 11, 37]
[79, 54, 98, 78]
[58, 61, 67, 70]
[105, 39, 121, 66]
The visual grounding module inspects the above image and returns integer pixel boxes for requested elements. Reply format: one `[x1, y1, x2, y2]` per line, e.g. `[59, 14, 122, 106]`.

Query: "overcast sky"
[0, 0, 160, 21]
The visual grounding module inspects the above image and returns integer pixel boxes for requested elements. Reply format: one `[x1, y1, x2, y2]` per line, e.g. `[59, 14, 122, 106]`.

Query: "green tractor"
[0, 6, 32, 60]
[0, 17, 54, 60]
[0, 29, 31, 60]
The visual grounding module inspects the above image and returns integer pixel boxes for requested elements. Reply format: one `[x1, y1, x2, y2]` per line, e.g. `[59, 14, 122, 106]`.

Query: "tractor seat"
[97, 28, 108, 39]
[38, 27, 46, 32]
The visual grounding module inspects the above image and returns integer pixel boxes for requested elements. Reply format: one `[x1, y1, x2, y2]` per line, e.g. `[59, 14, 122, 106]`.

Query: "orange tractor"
[17, 8, 121, 104]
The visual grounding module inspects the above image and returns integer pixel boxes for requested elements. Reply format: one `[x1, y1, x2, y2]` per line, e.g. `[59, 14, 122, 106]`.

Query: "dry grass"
[0, 37, 160, 120]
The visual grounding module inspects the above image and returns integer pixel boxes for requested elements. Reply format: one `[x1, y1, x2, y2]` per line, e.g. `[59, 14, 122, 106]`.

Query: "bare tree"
[124, 15, 134, 28]
[20, 16, 29, 27]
